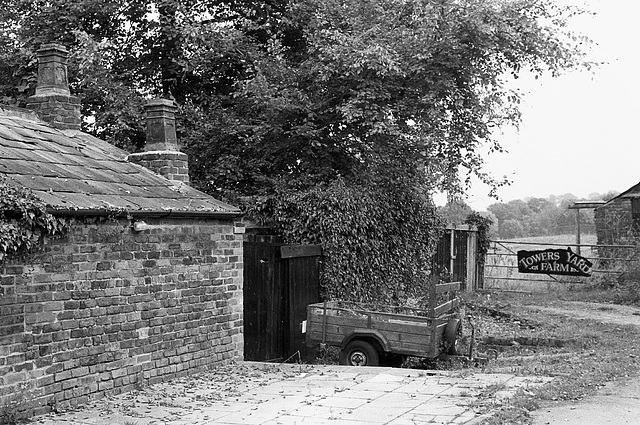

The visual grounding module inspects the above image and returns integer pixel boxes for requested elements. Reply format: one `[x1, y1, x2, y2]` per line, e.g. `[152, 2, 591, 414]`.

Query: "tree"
[487, 194, 604, 239]
[1, 0, 593, 198]
[0, 0, 593, 303]
[501, 219, 526, 240]
[438, 199, 474, 226]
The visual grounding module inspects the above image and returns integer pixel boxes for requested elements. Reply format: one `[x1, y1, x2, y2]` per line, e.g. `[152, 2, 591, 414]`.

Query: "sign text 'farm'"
[517, 248, 593, 277]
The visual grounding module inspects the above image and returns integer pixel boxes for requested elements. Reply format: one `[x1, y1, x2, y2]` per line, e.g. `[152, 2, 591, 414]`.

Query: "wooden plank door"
[243, 241, 286, 361]
[282, 245, 322, 361]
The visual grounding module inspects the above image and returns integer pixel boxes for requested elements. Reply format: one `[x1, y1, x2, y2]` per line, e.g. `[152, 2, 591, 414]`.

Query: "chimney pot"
[34, 44, 71, 97]
[27, 43, 81, 131]
[127, 97, 190, 184]
[145, 98, 178, 151]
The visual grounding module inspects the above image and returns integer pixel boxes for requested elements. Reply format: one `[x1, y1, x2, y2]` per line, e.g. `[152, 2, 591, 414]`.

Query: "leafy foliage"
[464, 211, 493, 268]
[0, 0, 593, 198]
[0, 178, 68, 261]
[438, 200, 475, 227]
[0, 0, 593, 300]
[487, 193, 614, 239]
[248, 178, 443, 304]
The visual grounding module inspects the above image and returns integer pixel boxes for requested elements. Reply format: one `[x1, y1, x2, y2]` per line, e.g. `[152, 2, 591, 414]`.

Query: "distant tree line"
[439, 192, 619, 240]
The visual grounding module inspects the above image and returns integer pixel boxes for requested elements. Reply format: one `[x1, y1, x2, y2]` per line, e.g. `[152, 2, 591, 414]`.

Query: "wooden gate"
[431, 225, 479, 291]
[243, 229, 321, 362]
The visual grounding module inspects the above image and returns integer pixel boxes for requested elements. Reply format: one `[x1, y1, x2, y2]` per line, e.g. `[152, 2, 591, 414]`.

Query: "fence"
[484, 239, 638, 292]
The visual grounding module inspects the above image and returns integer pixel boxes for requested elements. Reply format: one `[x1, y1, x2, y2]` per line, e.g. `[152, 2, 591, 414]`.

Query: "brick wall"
[0, 216, 243, 416]
[128, 151, 190, 184]
[26, 94, 81, 131]
[595, 198, 634, 245]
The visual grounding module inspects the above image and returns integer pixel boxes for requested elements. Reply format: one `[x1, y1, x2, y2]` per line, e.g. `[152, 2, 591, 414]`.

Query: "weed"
[0, 382, 34, 425]
[0, 408, 18, 425]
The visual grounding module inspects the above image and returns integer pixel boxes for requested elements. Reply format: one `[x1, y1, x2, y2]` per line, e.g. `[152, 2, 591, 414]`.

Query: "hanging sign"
[517, 248, 593, 277]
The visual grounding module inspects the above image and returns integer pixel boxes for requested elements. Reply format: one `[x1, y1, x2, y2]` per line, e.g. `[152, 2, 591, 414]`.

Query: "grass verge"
[465, 289, 640, 425]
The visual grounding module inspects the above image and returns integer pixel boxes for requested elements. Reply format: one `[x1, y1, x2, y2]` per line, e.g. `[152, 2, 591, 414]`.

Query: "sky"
[450, 0, 640, 211]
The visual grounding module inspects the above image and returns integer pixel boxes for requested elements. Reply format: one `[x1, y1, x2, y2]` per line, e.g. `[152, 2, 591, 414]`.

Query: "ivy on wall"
[249, 178, 443, 306]
[0, 177, 69, 261]
[465, 211, 493, 269]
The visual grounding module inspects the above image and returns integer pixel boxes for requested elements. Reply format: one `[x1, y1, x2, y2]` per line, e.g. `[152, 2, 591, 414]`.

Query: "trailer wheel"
[339, 341, 379, 366]
[444, 318, 462, 355]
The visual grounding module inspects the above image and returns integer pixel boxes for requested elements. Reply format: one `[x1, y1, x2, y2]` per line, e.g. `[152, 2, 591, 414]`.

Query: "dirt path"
[523, 301, 640, 328]
[532, 376, 640, 424]
[525, 300, 640, 424]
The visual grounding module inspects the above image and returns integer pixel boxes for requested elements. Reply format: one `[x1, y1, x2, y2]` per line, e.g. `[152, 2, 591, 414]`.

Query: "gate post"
[466, 230, 478, 292]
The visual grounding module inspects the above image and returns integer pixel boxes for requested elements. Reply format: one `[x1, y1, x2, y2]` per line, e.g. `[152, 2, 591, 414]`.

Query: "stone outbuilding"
[0, 45, 244, 416]
[595, 182, 640, 245]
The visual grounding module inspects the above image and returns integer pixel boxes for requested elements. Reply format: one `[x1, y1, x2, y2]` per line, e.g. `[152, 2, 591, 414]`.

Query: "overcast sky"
[455, 0, 640, 211]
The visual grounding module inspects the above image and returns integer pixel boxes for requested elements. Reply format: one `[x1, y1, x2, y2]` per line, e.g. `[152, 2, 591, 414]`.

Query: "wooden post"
[466, 230, 477, 292]
[576, 209, 581, 256]
[322, 301, 328, 345]
[428, 276, 437, 318]
[569, 201, 606, 255]
[449, 229, 455, 277]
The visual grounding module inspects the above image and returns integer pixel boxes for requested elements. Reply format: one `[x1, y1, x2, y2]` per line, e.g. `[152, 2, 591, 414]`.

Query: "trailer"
[305, 281, 462, 366]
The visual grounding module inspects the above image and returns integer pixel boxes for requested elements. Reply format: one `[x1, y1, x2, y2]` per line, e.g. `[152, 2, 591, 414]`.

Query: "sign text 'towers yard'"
[517, 248, 593, 277]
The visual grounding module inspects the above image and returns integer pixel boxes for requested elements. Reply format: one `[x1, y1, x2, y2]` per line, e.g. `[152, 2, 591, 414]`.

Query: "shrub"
[248, 178, 443, 305]
[0, 177, 68, 261]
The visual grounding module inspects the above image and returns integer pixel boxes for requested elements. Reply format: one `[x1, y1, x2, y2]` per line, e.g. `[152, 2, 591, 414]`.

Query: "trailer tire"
[339, 340, 379, 366]
[444, 318, 462, 355]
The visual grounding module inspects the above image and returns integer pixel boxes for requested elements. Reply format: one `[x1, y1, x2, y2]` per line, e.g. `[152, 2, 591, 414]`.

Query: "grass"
[499, 234, 598, 246]
[464, 289, 640, 424]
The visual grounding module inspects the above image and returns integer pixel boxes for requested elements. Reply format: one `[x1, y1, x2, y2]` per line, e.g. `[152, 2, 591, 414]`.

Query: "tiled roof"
[0, 106, 240, 217]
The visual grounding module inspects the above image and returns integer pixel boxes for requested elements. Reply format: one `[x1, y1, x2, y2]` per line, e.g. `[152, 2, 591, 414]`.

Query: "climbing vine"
[248, 178, 444, 305]
[464, 211, 493, 268]
[0, 177, 69, 261]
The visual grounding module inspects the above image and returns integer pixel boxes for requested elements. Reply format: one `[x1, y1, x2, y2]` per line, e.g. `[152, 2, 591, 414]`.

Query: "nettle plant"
[0, 177, 69, 261]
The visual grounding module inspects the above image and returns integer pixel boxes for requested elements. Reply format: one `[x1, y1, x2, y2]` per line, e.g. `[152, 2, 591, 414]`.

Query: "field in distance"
[493, 234, 597, 255]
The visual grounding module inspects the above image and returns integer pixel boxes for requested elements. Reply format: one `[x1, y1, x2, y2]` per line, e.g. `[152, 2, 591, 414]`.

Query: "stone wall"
[595, 198, 633, 245]
[0, 216, 243, 416]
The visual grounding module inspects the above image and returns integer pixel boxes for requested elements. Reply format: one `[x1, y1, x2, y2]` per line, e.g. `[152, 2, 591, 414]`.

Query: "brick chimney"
[26, 44, 81, 131]
[127, 99, 190, 184]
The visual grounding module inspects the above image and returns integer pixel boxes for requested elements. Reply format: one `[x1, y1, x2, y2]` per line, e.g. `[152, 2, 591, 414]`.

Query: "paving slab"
[31, 361, 553, 425]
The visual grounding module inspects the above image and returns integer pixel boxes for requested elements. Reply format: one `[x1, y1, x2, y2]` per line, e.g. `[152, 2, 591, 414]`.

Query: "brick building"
[595, 182, 640, 245]
[0, 45, 244, 416]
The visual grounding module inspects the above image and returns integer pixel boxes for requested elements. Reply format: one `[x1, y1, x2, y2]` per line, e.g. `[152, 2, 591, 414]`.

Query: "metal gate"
[243, 229, 321, 362]
[484, 239, 638, 292]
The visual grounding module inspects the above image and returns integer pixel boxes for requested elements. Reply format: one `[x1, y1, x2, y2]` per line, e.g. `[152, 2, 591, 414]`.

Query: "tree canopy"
[1, 0, 593, 200]
[0, 0, 593, 302]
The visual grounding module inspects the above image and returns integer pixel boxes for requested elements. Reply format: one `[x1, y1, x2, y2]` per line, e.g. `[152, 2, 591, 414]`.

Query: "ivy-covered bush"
[0, 177, 69, 261]
[464, 212, 493, 267]
[249, 178, 443, 305]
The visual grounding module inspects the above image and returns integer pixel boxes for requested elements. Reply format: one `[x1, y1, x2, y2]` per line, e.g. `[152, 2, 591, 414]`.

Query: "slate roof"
[0, 106, 240, 217]
[598, 182, 640, 208]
